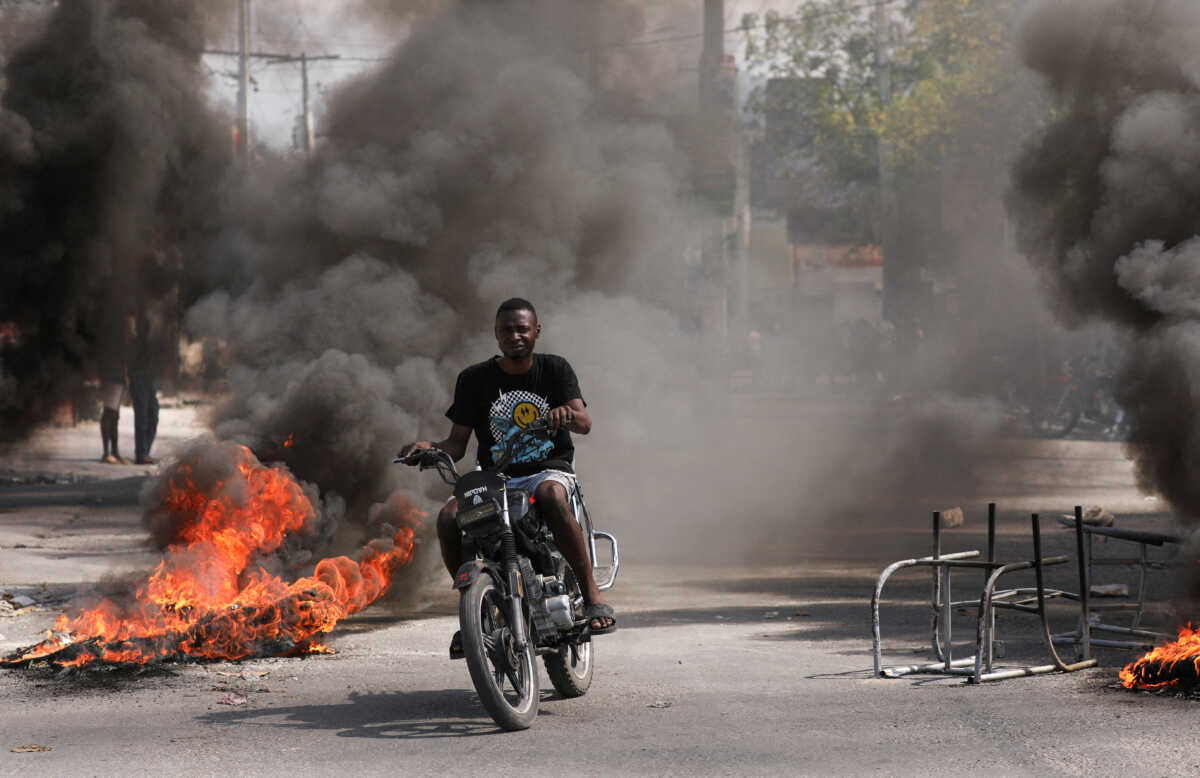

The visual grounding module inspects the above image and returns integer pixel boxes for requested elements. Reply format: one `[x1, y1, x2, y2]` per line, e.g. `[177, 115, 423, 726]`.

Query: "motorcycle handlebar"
[524, 418, 551, 433]
[394, 419, 553, 480]
[393, 448, 459, 485]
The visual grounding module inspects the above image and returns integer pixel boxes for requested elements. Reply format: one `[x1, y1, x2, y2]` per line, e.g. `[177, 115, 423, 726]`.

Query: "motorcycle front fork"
[501, 530, 529, 652]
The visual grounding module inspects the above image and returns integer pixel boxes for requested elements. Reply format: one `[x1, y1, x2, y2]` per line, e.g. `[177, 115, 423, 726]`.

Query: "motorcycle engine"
[524, 559, 575, 636]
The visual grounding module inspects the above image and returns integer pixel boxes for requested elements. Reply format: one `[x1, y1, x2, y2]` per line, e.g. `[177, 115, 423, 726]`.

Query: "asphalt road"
[1, 403, 1197, 777]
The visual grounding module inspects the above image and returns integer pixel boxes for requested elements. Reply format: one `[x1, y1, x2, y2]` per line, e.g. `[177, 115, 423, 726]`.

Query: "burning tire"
[460, 572, 538, 731]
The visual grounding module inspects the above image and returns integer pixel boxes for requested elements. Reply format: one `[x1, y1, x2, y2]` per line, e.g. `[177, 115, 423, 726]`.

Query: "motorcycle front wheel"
[460, 572, 538, 731]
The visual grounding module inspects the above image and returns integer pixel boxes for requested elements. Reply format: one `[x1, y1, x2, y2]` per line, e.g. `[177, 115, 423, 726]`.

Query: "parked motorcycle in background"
[396, 420, 618, 731]
[1031, 354, 1127, 440]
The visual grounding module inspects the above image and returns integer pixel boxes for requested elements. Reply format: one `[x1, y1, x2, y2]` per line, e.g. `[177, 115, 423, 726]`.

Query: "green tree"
[742, 0, 886, 240]
[741, 0, 1041, 241]
[742, 0, 1058, 392]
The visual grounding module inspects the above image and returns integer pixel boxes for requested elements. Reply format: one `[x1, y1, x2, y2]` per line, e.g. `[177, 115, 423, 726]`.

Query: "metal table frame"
[1050, 507, 1182, 652]
[872, 504, 1098, 683]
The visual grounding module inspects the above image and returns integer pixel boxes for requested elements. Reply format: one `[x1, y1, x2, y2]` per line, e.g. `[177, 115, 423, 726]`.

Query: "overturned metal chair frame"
[1051, 507, 1182, 652]
[872, 504, 1098, 683]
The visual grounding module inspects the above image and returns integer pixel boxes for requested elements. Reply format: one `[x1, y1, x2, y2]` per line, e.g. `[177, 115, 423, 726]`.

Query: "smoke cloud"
[184, 0, 708, 541]
[1010, 0, 1200, 521]
[0, 0, 230, 439]
[2, 0, 1078, 583]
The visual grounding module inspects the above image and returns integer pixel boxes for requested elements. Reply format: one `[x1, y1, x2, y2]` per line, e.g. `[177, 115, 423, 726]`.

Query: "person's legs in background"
[131, 374, 159, 464]
[99, 382, 126, 464]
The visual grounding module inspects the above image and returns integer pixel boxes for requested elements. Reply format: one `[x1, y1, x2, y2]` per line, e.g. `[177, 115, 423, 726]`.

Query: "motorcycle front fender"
[452, 559, 503, 591]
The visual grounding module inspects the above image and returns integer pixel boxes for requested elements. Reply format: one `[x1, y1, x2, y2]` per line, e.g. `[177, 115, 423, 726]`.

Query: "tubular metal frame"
[872, 505, 1098, 684]
[1050, 506, 1182, 652]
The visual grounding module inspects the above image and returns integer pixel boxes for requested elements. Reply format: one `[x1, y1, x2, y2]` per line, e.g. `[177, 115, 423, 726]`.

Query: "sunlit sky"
[203, 0, 774, 150]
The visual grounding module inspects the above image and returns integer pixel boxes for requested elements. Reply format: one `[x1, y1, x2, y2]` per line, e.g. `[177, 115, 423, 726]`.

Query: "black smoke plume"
[1010, 0, 1200, 520]
[0, 0, 229, 439]
[186, 0, 703, 523]
[3, 0, 1040, 575]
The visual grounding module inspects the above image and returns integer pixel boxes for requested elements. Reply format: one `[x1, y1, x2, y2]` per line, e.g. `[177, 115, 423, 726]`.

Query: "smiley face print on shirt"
[488, 389, 554, 465]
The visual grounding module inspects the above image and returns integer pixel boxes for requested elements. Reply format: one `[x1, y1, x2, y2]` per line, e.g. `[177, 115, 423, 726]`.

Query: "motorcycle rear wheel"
[460, 572, 538, 731]
[544, 640, 592, 697]
[544, 569, 593, 697]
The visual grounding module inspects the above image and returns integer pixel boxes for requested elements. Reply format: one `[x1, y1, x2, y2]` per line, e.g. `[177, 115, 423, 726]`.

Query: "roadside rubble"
[1, 588, 63, 619]
[1, 593, 37, 616]
[1081, 504, 1116, 527]
[940, 507, 965, 528]
[0, 470, 90, 486]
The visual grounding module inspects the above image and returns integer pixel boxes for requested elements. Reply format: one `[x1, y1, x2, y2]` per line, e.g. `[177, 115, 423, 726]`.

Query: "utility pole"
[697, 0, 729, 343]
[300, 52, 315, 153]
[875, 0, 898, 327]
[696, 0, 748, 346]
[874, 0, 892, 107]
[207, 47, 338, 155]
[236, 0, 251, 160]
[701, 0, 723, 94]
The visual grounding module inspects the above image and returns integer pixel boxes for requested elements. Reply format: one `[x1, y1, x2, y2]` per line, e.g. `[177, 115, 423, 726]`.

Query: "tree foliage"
[742, 0, 887, 196]
[741, 0, 1043, 239]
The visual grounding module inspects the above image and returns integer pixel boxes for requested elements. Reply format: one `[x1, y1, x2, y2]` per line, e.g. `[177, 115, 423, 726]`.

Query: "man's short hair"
[496, 297, 537, 322]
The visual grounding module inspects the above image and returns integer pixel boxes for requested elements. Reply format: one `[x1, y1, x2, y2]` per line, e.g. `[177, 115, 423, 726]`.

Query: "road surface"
[1, 402, 1196, 777]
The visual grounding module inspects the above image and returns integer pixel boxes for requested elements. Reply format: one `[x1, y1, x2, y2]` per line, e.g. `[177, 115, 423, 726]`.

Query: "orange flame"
[1120, 624, 1200, 690]
[283, 433, 295, 448]
[2, 446, 423, 669]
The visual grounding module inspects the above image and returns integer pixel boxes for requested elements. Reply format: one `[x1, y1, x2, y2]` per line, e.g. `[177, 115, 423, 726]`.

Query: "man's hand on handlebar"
[545, 405, 576, 436]
[401, 425, 471, 464]
[396, 440, 438, 465]
[395, 442, 460, 485]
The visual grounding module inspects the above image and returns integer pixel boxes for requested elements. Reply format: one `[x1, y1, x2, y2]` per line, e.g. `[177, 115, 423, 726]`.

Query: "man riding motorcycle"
[399, 297, 616, 657]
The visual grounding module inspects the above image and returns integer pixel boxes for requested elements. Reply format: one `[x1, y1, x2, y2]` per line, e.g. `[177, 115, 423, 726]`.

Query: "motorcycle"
[395, 419, 619, 731]
[1031, 356, 1127, 440]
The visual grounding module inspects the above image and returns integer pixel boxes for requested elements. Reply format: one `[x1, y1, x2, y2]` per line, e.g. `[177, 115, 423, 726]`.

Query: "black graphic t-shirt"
[446, 353, 585, 475]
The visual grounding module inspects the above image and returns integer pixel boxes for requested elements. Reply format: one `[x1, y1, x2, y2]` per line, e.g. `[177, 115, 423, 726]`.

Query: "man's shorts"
[445, 470, 576, 505]
[506, 469, 576, 496]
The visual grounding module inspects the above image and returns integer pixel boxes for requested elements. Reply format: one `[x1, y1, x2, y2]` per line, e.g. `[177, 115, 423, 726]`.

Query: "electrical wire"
[205, 0, 903, 64]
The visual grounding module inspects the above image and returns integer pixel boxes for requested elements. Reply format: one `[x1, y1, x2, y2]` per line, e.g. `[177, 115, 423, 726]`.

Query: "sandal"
[584, 602, 617, 635]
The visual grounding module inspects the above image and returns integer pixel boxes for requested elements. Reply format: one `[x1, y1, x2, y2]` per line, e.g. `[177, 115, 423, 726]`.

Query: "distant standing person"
[129, 310, 159, 465]
[98, 313, 133, 465]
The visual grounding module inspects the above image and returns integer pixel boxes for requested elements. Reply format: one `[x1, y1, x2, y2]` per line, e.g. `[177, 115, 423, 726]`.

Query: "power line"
[319, 55, 390, 63]
[204, 48, 340, 63]
[216, 0, 905, 65]
[197, 0, 906, 80]
[255, 35, 395, 50]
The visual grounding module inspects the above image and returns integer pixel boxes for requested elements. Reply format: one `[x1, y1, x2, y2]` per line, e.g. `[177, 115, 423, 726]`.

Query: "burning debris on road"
[1120, 625, 1200, 692]
[1, 443, 423, 670]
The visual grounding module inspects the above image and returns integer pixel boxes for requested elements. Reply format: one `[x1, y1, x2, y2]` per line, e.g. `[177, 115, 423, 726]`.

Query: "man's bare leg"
[436, 499, 462, 578]
[439, 485, 613, 631]
[534, 481, 614, 631]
